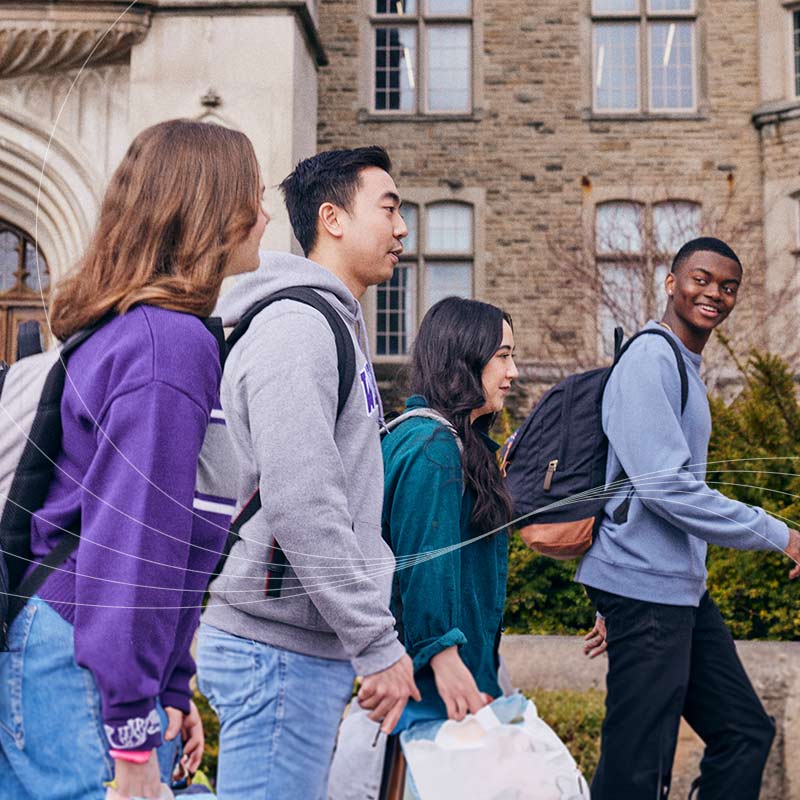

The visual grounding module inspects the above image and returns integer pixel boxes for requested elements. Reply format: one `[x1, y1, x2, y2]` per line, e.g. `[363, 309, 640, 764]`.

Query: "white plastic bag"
[400, 694, 589, 800]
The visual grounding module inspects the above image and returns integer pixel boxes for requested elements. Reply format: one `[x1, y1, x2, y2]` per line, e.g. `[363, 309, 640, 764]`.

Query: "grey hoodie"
[201, 251, 405, 675]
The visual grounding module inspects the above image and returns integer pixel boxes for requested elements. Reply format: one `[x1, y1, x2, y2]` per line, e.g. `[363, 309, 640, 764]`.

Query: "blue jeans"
[197, 623, 355, 800]
[0, 598, 178, 800]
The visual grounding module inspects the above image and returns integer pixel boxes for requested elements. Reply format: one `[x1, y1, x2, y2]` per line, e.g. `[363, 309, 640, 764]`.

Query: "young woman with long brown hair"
[0, 119, 266, 800]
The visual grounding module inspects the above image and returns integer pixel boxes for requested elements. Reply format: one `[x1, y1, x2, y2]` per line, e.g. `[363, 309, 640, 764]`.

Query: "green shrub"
[505, 536, 593, 634]
[527, 689, 605, 777]
[705, 346, 800, 640]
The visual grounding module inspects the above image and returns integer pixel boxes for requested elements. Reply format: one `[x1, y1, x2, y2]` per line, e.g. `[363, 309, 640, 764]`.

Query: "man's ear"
[665, 270, 675, 298]
[318, 202, 344, 240]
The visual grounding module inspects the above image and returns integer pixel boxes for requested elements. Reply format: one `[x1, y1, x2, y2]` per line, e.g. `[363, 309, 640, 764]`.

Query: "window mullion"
[641, 11, 649, 112]
[419, 18, 426, 113]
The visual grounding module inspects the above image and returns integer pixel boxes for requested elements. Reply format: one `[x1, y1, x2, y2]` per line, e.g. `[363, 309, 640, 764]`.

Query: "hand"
[429, 646, 488, 721]
[180, 700, 204, 774]
[583, 615, 607, 659]
[164, 701, 204, 776]
[786, 529, 800, 580]
[357, 654, 421, 734]
[164, 705, 184, 742]
[111, 752, 161, 799]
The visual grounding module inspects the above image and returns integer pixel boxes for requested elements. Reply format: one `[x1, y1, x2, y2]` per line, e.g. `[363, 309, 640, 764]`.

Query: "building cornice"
[0, 0, 326, 74]
[0, 4, 151, 79]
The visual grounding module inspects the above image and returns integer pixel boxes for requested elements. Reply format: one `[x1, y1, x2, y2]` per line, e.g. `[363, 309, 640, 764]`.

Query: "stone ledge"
[501, 634, 800, 798]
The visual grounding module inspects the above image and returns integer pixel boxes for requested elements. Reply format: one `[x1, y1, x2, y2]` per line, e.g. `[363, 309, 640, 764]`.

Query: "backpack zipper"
[543, 459, 558, 491]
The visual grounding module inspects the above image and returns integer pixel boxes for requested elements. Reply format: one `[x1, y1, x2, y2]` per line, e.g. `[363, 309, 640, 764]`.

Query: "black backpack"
[199, 286, 356, 597]
[503, 327, 688, 560]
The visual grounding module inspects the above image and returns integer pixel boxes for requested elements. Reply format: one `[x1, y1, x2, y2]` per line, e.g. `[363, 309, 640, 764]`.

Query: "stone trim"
[0, 8, 151, 79]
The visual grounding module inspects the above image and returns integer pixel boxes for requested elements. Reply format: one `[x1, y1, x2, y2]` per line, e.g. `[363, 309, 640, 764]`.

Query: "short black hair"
[278, 146, 393, 255]
[670, 236, 742, 274]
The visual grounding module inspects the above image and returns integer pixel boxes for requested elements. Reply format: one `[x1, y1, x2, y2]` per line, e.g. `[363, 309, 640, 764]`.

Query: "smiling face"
[337, 166, 408, 294]
[470, 320, 519, 422]
[663, 249, 741, 350]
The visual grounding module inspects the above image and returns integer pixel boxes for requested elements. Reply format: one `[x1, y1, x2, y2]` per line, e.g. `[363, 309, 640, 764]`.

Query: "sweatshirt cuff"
[353, 630, 407, 676]
[411, 628, 468, 673]
[764, 514, 790, 551]
[103, 704, 162, 751]
[161, 689, 191, 715]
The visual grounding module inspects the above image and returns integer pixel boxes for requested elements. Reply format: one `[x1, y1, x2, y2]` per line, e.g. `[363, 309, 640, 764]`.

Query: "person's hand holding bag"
[430, 645, 490, 721]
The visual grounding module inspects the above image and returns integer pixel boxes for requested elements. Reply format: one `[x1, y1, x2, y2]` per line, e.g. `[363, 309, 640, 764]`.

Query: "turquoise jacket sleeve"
[386, 426, 469, 672]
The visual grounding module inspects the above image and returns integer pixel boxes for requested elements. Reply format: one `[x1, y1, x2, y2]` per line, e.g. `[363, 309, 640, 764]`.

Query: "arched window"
[0, 221, 49, 295]
[0, 220, 50, 363]
[596, 199, 700, 356]
[375, 200, 474, 356]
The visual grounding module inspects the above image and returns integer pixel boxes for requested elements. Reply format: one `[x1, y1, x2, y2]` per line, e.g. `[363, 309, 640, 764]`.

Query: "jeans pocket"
[197, 625, 258, 713]
[0, 602, 37, 746]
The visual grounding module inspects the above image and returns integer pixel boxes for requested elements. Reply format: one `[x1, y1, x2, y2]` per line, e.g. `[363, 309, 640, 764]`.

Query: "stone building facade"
[1, 0, 799, 410]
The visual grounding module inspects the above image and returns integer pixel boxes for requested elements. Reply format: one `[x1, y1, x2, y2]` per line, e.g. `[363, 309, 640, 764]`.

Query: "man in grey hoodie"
[197, 147, 419, 799]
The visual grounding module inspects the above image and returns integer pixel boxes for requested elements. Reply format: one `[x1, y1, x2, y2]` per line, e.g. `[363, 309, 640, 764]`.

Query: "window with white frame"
[596, 199, 700, 355]
[592, 0, 696, 113]
[375, 201, 473, 356]
[372, 0, 472, 114]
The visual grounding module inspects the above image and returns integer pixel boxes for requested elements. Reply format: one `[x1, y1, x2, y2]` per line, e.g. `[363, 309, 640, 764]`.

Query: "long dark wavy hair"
[410, 296, 514, 533]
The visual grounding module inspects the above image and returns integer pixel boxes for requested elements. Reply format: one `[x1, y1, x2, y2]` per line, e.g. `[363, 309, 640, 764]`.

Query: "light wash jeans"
[0, 598, 178, 800]
[197, 622, 355, 800]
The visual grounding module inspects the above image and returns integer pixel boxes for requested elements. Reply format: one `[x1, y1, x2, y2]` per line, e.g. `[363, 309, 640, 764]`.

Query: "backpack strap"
[219, 287, 358, 597]
[16, 320, 43, 360]
[384, 407, 466, 496]
[609, 326, 690, 525]
[384, 407, 463, 454]
[614, 327, 689, 414]
[202, 316, 227, 369]
[227, 287, 356, 418]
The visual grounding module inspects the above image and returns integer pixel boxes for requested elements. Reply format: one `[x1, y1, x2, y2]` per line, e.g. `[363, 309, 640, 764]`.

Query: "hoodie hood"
[216, 250, 360, 327]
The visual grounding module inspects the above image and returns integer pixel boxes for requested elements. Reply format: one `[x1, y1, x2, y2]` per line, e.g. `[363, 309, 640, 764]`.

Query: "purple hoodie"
[31, 305, 223, 750]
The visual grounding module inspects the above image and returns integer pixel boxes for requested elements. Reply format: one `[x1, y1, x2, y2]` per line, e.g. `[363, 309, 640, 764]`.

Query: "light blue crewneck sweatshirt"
[576, 320, 789, 606]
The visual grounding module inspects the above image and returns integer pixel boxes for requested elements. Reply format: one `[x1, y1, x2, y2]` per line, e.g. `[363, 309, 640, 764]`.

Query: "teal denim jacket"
[381, 396, 509, 731]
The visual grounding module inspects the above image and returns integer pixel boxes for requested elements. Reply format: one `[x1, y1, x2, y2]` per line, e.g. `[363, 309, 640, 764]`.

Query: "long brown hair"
[50, 119, 260, 339]
[411, 297, 514, 534]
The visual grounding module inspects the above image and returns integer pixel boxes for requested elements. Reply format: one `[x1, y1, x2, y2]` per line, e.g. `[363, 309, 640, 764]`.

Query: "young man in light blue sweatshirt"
[576, 237, 800, 799]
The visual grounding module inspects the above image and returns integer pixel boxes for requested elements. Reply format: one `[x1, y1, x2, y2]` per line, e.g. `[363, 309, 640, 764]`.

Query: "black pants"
[586, 588, 775, 800]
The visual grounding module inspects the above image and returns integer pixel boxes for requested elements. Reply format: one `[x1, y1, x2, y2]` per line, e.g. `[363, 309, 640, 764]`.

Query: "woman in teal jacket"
[381, 295, 518, 728]
[328, 297, 519, 798]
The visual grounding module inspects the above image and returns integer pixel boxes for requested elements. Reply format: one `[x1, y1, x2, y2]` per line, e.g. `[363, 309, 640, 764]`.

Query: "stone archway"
[0, 104, 102, 276]
[0, 104, 102, 356]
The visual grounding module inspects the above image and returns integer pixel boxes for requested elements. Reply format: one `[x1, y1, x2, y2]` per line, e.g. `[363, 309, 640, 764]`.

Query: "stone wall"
[501, 634, 800, 799]
[317, 0, 780, 409]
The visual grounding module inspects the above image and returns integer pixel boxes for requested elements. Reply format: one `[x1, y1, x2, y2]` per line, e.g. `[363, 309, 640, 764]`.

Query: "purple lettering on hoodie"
[360, 364, 378, 415]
